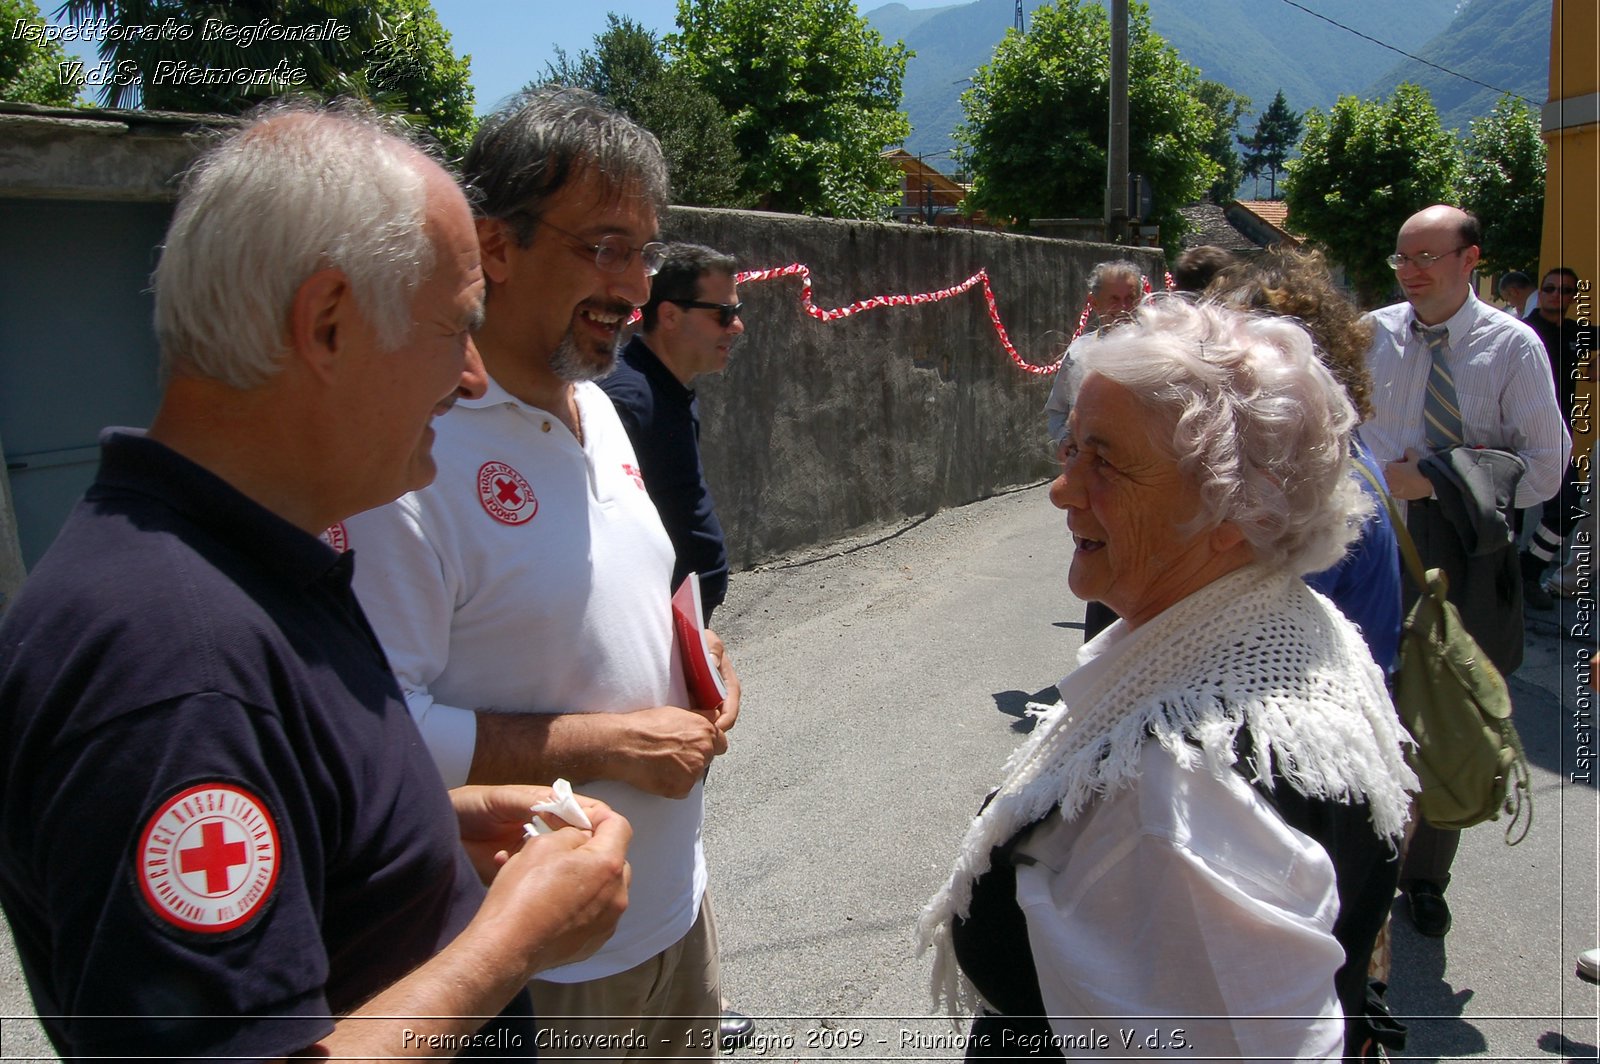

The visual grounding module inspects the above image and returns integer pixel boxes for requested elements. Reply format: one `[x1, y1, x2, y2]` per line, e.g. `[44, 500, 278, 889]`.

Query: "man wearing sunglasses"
[1520, 267, 1597, 602]
[1359, 204, 1569, 942]
[600, 244, 743, 625]
[598, 242, 755, 1048]
[346, 88, 739, 1058]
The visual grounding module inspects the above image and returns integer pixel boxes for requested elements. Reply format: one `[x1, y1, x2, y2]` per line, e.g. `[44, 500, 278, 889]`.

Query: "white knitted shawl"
[916, 565, 1417, 1017]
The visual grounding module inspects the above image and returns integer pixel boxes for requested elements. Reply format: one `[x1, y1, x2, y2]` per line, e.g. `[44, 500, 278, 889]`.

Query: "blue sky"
[49, 1, 959, 115]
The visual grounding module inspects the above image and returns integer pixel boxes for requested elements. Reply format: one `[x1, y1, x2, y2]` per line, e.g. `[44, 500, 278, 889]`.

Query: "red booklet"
[671, 573, 728, 711]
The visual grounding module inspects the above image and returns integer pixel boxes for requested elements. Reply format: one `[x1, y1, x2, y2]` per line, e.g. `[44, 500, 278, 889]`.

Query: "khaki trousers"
[530, 892, 721, 1062]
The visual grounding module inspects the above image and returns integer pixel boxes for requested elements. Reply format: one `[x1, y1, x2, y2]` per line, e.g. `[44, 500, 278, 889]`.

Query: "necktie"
[1413, 321, 1463, 450]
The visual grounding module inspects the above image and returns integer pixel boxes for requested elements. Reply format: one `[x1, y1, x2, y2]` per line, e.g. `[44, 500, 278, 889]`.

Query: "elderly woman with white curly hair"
[919, 298, 1417, 1062]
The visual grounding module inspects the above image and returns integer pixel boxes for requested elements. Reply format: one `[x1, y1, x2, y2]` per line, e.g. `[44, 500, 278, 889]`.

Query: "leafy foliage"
[1285, 84, 1461, 306]
[361, 0, 475, 159]
[954, 0, 1218, 251]
[1, 0, 80, 104]
[58, 0, 474, 157]
[1240, 89, 1301, 199]
[669, 0, 911, 219]
[540, 15, 748, 208]
[1195, 80, 1250, 203]
[1460, 95, 1545, 277]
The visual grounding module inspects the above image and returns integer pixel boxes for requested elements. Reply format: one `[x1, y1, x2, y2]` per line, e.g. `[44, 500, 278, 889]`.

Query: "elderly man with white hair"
[920, 298, 1416, 1061]
[0, 103, 631, 1060]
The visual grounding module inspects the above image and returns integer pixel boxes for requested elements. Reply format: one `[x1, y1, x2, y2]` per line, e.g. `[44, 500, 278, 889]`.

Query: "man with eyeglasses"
[1520, 267, 1597, 601]
[1359, 204, 1569, 941]
[345, 87, 739, 1059]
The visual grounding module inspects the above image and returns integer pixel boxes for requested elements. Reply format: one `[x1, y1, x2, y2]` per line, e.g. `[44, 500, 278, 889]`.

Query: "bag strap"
[1350, 458, 1430, 593]
[1351, 458, 1534, 845]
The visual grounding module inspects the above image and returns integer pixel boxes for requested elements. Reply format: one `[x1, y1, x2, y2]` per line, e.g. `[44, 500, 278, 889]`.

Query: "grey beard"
[550, 330, 619, 383]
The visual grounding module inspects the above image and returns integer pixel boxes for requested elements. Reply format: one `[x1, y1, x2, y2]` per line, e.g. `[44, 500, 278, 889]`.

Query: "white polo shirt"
[344, 377, 704, 983]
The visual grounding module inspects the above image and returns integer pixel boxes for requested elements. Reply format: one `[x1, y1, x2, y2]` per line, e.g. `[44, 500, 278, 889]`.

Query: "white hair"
[1070, 296, 1370, 575]
[154, 102, 435, 388]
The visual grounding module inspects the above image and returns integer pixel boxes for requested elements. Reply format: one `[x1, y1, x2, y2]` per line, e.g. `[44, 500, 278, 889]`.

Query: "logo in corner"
[623, 463, 647, 491]
[320, 522, 349, 552]
[137, 783, 280, 933]
[478, 461, 538, 525]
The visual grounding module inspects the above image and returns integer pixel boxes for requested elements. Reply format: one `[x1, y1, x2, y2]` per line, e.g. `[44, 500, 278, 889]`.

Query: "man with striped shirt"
[1359, 204, 1569, 941]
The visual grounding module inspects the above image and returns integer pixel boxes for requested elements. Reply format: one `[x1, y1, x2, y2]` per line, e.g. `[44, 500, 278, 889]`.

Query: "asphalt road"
[2, 483, 1596, 1060]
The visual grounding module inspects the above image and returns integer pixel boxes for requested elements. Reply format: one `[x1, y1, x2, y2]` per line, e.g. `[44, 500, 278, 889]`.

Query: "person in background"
[1171, 244, 1239, 294]
[1518, 267, 1597, 605]
[600, 243, 741, 623]
[1497, 270, 1535, 317]
[1360, 205, 1568, 940]
[1209, 248, 1401, 672]
[1043, 259, 1144, 640]
[598, 244, 753, 1046]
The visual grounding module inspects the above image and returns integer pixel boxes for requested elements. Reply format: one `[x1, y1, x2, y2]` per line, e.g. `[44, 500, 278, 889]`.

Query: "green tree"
[542, 15, 747, 208]
[954, 0, 1218, 251]
[1196, 80, 1250, 203]
[1460, 95, 1545, 277]
[1285, 84, 1461, 306]
[1239, 89, 1301, 199]
[1, 0, 80, 104]
[668, 0, 911, 219]
[60, 0, 473, 157]
[362, 0, 475, 159]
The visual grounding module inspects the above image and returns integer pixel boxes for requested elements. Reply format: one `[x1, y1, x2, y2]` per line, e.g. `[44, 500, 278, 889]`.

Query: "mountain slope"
[869, 0, 1468, 163]
[1362, 0, 1549, 135]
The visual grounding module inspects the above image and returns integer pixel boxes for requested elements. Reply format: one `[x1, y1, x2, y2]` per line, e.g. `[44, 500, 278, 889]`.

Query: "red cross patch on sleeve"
[136, 783, 281, 933]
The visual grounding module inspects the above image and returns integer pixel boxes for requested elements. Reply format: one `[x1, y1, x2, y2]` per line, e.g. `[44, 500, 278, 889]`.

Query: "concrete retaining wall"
[659, 206, 1162, 568]
[0, 103, 1164, 577]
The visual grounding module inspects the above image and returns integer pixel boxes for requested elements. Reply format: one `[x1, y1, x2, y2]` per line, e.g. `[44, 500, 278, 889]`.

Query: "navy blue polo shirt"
[0, 431, 528, 1059]
[600, 335, 730, 619]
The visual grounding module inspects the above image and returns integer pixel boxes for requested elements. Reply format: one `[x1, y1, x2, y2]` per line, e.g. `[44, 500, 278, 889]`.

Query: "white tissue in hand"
[524, 778, 594, 837]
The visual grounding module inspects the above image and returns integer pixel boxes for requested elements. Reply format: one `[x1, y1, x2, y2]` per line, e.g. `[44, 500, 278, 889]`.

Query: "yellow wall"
[1540, 0, 1598, 288]
[1540, 0, 1598, 456]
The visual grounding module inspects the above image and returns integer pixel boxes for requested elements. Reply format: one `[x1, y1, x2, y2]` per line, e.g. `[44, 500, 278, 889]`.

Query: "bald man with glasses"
[1359, 204, 1568, 941]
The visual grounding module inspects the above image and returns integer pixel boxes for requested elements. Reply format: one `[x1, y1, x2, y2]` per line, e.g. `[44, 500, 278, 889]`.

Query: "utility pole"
[1105, 0, 1130, 244]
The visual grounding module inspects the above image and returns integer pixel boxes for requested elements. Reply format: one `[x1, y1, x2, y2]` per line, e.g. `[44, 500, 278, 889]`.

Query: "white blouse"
[1010, 622, 1346, 1061]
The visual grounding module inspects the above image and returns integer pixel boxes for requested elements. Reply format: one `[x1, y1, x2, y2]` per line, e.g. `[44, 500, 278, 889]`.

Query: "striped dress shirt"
[1359, 290, 1570, 508]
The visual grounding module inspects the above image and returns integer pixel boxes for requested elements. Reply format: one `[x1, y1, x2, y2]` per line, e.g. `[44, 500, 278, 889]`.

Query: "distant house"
[880, 148, 999, 229]
[1177, 203, 1266, 254]
[1225, 200, 1304, 251]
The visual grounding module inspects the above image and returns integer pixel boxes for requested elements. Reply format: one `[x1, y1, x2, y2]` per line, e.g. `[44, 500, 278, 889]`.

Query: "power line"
[1277, 0, 1541, 108]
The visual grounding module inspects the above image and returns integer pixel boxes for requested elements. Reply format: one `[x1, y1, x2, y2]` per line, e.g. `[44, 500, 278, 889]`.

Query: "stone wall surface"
[0, 103, 1165, 575]
[657, 206, 1163, 568]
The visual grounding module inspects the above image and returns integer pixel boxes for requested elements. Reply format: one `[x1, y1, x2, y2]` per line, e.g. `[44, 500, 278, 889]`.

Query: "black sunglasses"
[669, 299, 744, 327]
[1543, 284, 1578, 295]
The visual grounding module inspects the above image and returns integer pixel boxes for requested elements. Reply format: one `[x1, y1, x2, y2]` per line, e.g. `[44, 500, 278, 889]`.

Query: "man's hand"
[468, 795, 632, 975]
[1383, 448, 1435, 501]
[452, 784, 608, 885]
[609, 706, 725, 798]
[703, 628, 741, 734]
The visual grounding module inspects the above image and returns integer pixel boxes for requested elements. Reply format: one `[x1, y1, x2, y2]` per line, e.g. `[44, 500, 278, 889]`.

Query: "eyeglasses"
[1542, 284, 1578, 295]
[1386, 247, 1469, 271]
[669, 299, 744, 327]
[526, 216, 667, 276]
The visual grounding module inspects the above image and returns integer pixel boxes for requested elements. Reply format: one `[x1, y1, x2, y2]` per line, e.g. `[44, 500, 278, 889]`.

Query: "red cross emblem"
[137, 783, 280, 933]
[477, 461, 537, 525]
